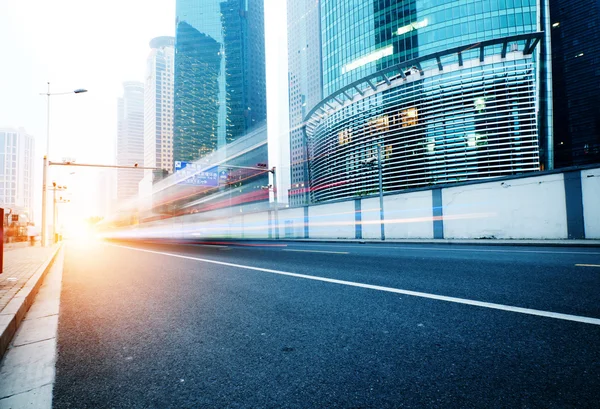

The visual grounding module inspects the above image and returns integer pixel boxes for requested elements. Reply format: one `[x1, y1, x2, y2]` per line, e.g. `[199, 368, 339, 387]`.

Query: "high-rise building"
[117, 81, 144, 203]
[97, 170, 116, 219]
[305, 0, 553, 202]
[287, 0, 322, 206]
[0, 127, 35, 218]
[173, 0, 267, 164]
[550, 0, 600, 167]
[144, 36, 175, 177]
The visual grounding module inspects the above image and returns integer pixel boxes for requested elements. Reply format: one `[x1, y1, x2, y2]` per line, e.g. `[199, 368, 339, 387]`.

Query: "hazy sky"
[0, 0, 175, 221]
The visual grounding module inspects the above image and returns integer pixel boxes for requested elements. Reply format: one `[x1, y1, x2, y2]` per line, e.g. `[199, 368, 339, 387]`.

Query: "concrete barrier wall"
[442, 173, 568, 239]
[360, 197, 381, 239]
[308, 201, 355, 239]
[119, 166, 599, 241]
[384, 191, 434, 239]
[278, 208, 306, 239]
[582, 169, 600, 239]
[240, 212, 270, 239]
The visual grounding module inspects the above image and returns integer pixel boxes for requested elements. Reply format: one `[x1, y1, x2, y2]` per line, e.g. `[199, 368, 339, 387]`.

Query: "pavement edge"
[0, 244, 63, 360]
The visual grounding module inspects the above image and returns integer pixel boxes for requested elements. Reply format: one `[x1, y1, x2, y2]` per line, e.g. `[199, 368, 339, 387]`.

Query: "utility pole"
[361, 144, 385, 241]
[377, 144, 385, 241]
[272, 166, 279, 239]
[40, 83, 88, 247]
[42, 156, 48, 246]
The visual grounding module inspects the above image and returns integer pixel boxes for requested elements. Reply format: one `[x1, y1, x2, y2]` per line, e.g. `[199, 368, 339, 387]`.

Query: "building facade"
[0, 127, 34, 218]
[550, 0, 600, 167]
[117, 81, 145, 203]
[173, 0, 267, 164]
[144, 36, 175, 177]
[287, 0, 323, 206]
[306, 0, 552, 202]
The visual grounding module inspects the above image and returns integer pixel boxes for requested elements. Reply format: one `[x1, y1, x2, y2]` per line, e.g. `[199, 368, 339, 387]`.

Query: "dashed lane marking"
[282, 249, 349, 255]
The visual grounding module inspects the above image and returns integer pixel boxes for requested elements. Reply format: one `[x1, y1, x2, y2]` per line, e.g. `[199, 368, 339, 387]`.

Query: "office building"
[550, 0, 600, 167]
[287, 0, 322, 206]
[306, 0, 552, 202]
[173, 0, 267, 164]
[0, 127, 35, 218]
[144, 36, 175, 177]
[117, 81, 144, 203]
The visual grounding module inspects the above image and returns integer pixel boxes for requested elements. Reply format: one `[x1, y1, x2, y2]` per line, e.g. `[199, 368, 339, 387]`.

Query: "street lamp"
[362, 143, 385, 241]
[40, 82, 88, 246]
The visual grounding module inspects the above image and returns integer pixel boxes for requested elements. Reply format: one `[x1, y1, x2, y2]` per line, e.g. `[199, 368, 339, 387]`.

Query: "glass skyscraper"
[144, 36, 175, 176]
[287, 0, 323, 206]
[117, 81, 145, 203]
[305, 0, 552, 202]
[550, 0, 600, 167]
[173, 0, 267, 165]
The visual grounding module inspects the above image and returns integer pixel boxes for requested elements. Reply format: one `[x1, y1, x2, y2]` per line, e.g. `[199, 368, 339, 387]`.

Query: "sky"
[0, 0, 176, 223]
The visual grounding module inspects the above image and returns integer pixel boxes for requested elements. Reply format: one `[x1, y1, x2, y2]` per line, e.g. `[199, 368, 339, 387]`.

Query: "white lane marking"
[290, 244, 600, 256]
[576, 264, 600, 268]
[283, 249, 349, 255]
[111, 243, 600, 326]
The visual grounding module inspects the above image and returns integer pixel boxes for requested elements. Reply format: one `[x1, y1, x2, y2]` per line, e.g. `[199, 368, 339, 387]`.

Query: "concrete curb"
[117, 238, 600, 248]
[282, 238, 600, 247]
[0, 243, 63, 360]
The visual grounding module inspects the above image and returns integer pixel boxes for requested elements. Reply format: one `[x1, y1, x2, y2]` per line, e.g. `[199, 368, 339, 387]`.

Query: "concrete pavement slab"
[24, 300, 60, 321]
[0, 384, 52, 409]
[0, 339, 55, 398]
[11, 316, 58, 347]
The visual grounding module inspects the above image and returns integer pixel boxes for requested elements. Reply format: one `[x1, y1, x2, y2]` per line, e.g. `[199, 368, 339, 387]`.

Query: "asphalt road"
[53, 239, 600, 408]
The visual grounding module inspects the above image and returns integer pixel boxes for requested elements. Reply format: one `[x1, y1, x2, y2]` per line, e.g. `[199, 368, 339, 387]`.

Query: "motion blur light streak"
[100, 211, 497, 240]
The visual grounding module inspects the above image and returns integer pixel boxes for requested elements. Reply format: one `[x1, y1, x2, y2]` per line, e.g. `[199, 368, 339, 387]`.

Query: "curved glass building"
[306, 0, 551, 203]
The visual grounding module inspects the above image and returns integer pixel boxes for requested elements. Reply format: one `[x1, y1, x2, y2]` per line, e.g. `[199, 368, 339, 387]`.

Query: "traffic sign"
[175, 164, 219, 187]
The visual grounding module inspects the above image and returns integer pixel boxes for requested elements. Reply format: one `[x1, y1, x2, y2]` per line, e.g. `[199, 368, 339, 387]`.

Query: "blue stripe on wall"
[304, 206, 309, 239]
[355, 199, 362, 239]
[432, 189, 444, 239]
[564, 171, 585, 239]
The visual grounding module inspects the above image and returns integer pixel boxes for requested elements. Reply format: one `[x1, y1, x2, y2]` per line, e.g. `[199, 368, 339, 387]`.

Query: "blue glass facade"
[322, 0, 539, 97]
[174, 0, 267, 165]
[308, 0, 550, 202]
[550, 0, 600, 167]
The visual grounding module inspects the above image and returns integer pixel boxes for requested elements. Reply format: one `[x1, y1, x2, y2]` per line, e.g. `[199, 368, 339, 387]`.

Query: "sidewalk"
[0, 244, 62, 359]
[2, 242, 33, 252]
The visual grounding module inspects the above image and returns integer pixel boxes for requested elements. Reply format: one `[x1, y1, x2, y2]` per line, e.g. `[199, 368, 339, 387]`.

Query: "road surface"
[52, 239, 600, 408]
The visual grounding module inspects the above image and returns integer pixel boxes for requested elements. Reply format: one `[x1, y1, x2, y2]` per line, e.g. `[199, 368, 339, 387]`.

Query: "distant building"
[97, 170, 116, 219]
[117, 81, 144, 203]
[173, 0, 267, 164]
[550, 0, 600, 167]
[144, 36, 175, 178]
[286, 0, 322, 206]
[0, 127, 35, 219]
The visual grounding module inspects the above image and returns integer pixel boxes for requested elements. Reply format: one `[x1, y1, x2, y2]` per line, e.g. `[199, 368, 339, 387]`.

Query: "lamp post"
[362, 143, 385, 241]
[376, 144, 385, 241]
[272, 166, 279, 239]
[40, 82, 87, 246]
